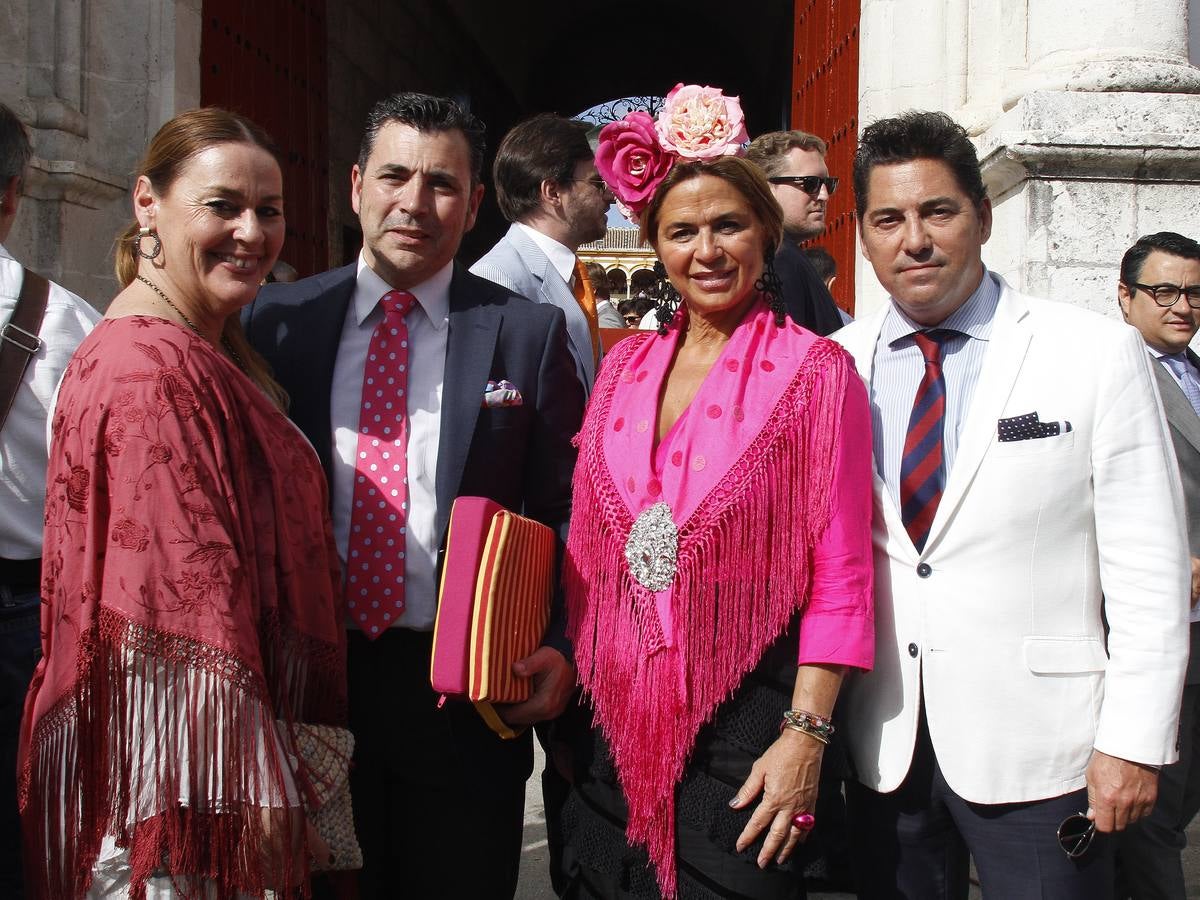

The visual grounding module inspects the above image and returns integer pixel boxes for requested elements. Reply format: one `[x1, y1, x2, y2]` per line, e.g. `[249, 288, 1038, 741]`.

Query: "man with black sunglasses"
[746, 131, 846, 335]
[1116, 231, 1200, 900]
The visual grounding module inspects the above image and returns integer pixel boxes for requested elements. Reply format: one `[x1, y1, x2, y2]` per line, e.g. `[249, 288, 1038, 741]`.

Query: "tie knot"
[381, 290, 416, 319]
[912, 329, 956, 364]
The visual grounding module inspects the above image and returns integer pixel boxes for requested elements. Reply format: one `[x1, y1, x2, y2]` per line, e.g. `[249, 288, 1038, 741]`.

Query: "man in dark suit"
[1116, 231, 1200, 900]
[745, 130, 845, 335]
[243, 92, 584, 899]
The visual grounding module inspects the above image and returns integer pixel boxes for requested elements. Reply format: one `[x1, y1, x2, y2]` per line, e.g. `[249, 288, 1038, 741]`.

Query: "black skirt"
[559, 620, 848, 899]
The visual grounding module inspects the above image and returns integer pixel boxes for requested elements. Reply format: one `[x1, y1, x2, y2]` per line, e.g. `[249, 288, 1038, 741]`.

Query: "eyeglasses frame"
[564, 175, 612, 197]
[1126, 281, 1200, 309]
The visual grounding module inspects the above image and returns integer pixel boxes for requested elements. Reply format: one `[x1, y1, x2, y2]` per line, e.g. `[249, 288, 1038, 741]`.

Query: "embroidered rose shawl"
[19, 317, 347, 900]
[565, 300, 850, 896]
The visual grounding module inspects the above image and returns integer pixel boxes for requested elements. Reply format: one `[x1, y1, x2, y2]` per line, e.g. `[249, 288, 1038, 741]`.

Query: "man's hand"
[496, 646, 575, 726]
[1085, 748, 1159, 832]
[1190, 556, 1200, 606]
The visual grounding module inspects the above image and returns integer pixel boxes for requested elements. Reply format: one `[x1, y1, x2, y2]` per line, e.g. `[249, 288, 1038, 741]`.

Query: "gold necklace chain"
[135, 275, 246, 372]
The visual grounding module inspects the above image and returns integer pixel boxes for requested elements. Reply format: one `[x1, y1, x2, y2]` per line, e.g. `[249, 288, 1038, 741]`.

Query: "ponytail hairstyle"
[116, 108, 289, 410]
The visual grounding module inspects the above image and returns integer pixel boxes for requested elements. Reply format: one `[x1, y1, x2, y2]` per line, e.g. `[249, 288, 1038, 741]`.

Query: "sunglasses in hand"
[1057, 812, 1096, 859]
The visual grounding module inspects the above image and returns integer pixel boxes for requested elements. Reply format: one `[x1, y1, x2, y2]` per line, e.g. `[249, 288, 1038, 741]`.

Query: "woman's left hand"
[729, 728, 825, 868]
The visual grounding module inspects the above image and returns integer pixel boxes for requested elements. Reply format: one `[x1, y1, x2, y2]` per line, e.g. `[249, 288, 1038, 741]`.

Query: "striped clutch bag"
[431, 497, 555, 739]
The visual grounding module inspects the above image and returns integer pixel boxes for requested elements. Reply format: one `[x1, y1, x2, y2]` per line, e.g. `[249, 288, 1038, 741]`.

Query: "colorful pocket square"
[482, 380, 523, 408]
[997, 412, 1072, 442]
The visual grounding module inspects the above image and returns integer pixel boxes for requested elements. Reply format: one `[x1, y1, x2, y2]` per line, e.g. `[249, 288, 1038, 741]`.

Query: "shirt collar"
[354, 253, 452, 331]
[883, 270, 1001, 348]
[1145, 345, 1193, 366]
[515, 222, 577, 285]
[1155, 348, 1197, 377]
[0, 243, 13, 264]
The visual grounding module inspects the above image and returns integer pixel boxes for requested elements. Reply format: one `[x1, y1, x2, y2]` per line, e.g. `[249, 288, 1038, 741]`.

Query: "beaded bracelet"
[779, 709, 835, 744]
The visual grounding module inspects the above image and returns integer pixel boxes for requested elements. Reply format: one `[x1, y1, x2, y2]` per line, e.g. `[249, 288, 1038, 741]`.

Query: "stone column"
[855, 0, 1200, 319]
[1, 0, 200, 306]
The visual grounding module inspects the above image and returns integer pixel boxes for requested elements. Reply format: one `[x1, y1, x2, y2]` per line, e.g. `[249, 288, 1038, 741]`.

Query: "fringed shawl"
[565, 300, 850, 897]
[19, 317, 347, 900]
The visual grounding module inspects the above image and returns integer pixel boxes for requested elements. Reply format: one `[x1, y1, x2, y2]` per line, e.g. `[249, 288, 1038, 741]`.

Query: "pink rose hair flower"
[655, 83, 748, 160]
[595, 111, 676, 216]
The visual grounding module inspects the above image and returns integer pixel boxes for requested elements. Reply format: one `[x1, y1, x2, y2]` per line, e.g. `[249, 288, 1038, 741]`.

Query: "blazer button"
[908, 642, 919, 658]
[916, 563, 932, 578]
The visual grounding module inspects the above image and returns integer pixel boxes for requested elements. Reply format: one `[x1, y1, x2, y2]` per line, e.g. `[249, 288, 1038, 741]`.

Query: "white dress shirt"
[330, 255, 451, 631]
[0, 244, 100, 559]
[515, 222, 577, 286]
[870, 272, 1001, 510]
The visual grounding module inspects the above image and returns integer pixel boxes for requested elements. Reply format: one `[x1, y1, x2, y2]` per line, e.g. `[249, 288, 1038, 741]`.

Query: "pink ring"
[791, 812, 815, 830]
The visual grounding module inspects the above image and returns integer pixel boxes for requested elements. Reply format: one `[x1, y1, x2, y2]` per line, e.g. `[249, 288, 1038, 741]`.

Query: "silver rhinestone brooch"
[625, 501, 678, 592]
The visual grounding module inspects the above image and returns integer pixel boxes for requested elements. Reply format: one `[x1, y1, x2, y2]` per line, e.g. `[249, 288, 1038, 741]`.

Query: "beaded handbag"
[285, 722, 363, 871]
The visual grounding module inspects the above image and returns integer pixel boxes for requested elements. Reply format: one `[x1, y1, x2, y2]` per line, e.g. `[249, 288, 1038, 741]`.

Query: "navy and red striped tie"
[901, 330, 955, 552]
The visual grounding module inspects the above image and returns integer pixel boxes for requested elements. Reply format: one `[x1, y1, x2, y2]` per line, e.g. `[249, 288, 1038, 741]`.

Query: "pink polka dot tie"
[347, 289, 416, 639]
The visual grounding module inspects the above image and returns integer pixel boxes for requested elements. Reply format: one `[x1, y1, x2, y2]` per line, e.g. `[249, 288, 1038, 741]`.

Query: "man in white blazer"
[834, 111, 1190, 899]
[471, 114, 613, 396]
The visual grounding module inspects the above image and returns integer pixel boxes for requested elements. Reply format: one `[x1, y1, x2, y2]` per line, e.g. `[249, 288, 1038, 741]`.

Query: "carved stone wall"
[856, 0, 1200, 319]
[1, 0, 200, 306]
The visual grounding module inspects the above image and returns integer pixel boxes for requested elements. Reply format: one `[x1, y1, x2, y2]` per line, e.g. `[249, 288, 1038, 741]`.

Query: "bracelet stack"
[780, 709, 835, 744]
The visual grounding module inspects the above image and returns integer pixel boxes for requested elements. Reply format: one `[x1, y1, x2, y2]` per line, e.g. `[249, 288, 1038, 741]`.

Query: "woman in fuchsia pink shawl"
[564, 151, 874, 898]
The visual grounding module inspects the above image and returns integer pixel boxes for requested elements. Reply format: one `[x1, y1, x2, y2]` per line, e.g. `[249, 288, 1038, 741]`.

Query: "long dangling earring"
[133, 226, 162, 261]
[651, 261, 681, 336]
[756, 249, 787, 327]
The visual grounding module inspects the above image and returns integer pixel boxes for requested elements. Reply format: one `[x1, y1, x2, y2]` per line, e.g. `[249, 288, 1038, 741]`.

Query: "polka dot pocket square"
[482, 379, 523, 408]
[997, 411, 1073, 442]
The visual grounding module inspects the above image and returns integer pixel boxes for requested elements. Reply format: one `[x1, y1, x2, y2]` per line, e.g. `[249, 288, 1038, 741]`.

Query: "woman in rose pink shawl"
[19, 109, 345, 899]
[561, 86, 874, 899]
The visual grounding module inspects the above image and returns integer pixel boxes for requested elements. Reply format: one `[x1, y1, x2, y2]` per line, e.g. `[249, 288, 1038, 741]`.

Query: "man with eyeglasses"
[472, 114, 614, 395]
[1115, 231, 1200, 900]
[746, 130, 847, 335]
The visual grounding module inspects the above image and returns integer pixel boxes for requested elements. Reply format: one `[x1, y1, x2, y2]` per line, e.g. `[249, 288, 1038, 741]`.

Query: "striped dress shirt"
[870, 272, 1002, 511]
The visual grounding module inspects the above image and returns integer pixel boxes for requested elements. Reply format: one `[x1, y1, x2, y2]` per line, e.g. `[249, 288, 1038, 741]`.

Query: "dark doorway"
[200, 1, 862, 291]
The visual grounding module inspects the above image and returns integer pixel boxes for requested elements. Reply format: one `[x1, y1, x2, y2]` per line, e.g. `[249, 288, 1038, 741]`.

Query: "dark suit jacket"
[242, 261, 585, 656]
[1152, 350, 1200, 684]
[774, 239, 845, 336]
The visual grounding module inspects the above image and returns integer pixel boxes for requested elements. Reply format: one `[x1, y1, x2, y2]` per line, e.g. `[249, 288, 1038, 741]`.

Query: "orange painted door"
[792, 0, 860, 314]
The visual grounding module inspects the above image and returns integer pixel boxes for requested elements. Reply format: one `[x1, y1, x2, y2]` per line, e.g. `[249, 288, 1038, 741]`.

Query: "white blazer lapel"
[925, 281, 1032, 547]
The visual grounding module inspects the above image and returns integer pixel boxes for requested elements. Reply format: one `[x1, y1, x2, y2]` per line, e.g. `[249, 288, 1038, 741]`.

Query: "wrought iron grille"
[579, 96, 666, 124]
